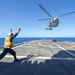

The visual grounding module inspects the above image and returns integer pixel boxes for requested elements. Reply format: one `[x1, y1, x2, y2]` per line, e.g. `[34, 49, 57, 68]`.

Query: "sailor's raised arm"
[10, 28, 21, 41]
[10, 29, 12, 33]
[18, 28, 21, 33]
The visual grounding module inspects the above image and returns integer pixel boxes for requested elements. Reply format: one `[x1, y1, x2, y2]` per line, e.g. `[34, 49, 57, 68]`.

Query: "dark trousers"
[0, 48, 17, 60]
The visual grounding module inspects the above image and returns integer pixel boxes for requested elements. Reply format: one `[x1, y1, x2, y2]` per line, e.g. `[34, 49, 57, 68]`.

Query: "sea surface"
[0, 37, 75, 47]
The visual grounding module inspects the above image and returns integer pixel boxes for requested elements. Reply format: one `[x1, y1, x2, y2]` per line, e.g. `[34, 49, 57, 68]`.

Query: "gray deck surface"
[0, 40, 75, 75]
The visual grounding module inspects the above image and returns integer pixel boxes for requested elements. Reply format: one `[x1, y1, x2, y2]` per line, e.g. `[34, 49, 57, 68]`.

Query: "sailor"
[0, 28, 21, 62]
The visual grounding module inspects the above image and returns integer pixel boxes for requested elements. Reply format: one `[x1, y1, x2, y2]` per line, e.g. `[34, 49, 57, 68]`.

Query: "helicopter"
[38, 4, 75, 30]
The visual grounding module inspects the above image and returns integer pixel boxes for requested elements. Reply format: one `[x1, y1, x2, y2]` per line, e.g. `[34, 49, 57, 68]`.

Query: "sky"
[0, 0, 75, 37]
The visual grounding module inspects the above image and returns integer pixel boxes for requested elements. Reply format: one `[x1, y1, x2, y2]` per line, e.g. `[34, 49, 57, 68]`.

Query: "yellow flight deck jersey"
[4, 36, 13, 48]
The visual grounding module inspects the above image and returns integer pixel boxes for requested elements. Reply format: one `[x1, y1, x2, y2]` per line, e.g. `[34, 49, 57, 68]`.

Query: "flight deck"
[0, 40, 75, 75]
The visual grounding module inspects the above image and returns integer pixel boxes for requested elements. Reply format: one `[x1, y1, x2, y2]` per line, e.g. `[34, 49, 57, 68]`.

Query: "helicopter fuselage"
[49, 17, 59, 27]
[45, 18, 59, 30]
[46, 17, 59, 30]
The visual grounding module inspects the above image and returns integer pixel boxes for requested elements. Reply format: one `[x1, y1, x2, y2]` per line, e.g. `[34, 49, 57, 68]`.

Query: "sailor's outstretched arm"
[10, 28, 21, 42]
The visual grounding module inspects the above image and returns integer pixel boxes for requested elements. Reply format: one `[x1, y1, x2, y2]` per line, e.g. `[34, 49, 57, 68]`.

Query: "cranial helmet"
[7, 32, 13, 37]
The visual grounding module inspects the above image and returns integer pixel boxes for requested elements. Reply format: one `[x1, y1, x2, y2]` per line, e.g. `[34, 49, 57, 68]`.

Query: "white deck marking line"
[53, 42, 75, 57]
[39, 42, 51, 48]
[12, 42, 33, 49]
[4, 55, 75, 60]
[5, 55, 27, 58]
[12, 43, 25, 49]
[0, 44, 25, 53]
[37, 56, 75, 60]
[39, 42, 75, 57]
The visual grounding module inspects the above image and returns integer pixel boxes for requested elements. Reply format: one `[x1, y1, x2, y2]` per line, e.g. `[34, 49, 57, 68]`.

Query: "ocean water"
[0, 37, 75, 47]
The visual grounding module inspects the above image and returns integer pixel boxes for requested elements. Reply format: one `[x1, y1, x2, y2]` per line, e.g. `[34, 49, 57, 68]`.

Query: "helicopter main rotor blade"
[58, 11, 75, 17]
[38, 18, 50, 21]
[38, 4, 52, 17]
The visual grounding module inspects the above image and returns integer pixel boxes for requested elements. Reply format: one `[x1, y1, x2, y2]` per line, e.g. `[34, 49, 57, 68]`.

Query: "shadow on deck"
[0, 50, 75, 75]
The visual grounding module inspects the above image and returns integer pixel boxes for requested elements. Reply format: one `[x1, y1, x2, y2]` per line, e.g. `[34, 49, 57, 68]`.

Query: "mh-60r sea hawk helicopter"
[38, 4, 75, 30]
